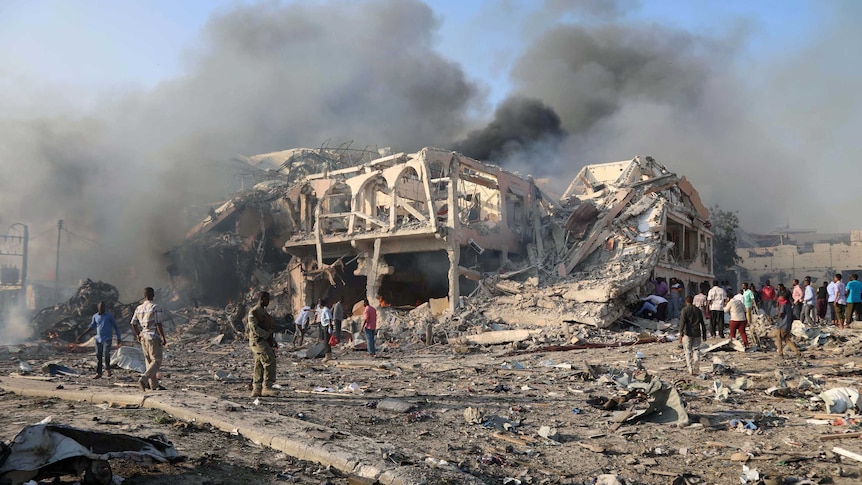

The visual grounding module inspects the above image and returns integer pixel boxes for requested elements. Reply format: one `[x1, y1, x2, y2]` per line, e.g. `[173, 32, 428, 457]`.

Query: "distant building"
[736, 230, 862, 285]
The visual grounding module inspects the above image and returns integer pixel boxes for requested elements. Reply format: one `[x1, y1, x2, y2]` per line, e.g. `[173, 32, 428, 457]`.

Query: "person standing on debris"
[679, 296, 707, 376]
[742, 283, 756, 325]
[130, 287, 167, 392]
[776, 296, 801, 359]
[248, 291, 278, 397]
[761, 280, 777, 316]
[724, 292, 749, 349]
[361, 298, 378, 357]
[669, 277, 684, 320]
[845, 274, 862, 326]
[834, 274, 847, 328]
[827, 278, 837, 324]
[707, 280, 727, 339]
[652, 277, 669, 298]
[318, 298, 334, 362]
[693, 287, 708, 317]
[817, 281, 829, 323]
[332, 296, 344, 349]
[802, 277, 817, 325]
[791, 279, 804, 320]
[292, 305, 312, 347]
[777, 283, 791, 303]
[78, 301, 122, 379]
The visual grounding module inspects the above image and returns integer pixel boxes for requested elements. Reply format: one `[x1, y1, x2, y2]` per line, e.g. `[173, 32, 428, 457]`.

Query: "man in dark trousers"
[78, 301, 122, 379]
[248, 291, 278, 397]
[776, 296, 801, 359]
[679, 295, 708, 376]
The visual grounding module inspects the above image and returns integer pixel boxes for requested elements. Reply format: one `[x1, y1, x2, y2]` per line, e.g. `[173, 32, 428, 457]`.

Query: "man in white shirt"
[827, 279, 837, 324]
[802, 277, 816, 325]
[707, 280, 728, 339]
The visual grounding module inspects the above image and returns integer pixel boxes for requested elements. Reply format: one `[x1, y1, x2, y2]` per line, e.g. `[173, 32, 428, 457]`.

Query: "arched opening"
[393, 166, 430, 227]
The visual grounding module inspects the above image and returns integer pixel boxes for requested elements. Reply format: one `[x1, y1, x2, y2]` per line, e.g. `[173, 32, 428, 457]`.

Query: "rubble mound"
[30, 279, 127, 341]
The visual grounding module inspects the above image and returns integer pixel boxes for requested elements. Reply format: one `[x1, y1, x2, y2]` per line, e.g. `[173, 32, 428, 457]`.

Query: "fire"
[377, 296, 391, 307]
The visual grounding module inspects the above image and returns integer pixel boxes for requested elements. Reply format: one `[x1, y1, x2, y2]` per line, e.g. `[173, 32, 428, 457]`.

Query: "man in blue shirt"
[78, 301, 122, 378]
[845, 274, 862, 326]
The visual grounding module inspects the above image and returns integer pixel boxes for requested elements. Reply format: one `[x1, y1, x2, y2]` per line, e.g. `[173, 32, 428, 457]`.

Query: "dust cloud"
[0, 0, 858, 301]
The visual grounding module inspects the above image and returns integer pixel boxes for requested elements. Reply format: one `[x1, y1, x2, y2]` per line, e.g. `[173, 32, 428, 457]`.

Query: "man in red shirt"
[761, 280, 777, 316]
[362, 298, 378, 357]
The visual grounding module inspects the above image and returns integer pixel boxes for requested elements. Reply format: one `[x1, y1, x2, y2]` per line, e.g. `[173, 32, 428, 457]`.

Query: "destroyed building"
[167, 148, 713, 328]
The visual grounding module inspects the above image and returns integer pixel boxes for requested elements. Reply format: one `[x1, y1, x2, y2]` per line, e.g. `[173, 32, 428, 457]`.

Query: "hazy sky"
[0, 0, 858, 292]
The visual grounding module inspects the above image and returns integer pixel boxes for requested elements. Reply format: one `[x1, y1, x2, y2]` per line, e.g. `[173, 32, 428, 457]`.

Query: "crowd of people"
[634, 274, 862, 375]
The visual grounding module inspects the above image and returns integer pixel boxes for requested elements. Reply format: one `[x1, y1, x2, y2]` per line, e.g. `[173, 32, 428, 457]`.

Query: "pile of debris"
[157, 148, 714, 355]
[30, 280, 134, 341]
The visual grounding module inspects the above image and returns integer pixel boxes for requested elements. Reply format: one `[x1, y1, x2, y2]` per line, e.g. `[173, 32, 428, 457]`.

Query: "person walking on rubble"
[78, 301, 122, 379]
[845, 274, 862, 326]
[318, 298, 334, 362]
[292, 304, 312, 347]
[680, 296, 707, 376]
[248, 291, 278, 397]
[361, 298, 378, 357]
[707, 280, 727, 339]
[130, 287, 167, 392]
[725, 291, 750, 349]
[776, 296, 801, 359]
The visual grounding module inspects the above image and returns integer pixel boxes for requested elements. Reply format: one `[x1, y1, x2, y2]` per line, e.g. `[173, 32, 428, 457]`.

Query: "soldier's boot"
[250, 387, 262, 398]
[262, 387, 279, 397]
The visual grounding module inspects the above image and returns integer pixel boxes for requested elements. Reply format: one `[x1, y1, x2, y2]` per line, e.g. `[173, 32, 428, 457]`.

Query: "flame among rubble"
[166, 147, 713, 329]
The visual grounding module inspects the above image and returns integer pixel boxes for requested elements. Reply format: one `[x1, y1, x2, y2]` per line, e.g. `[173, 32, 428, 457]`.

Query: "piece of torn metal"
[0, 424, 182, 485]
[625, 378, 690, 426]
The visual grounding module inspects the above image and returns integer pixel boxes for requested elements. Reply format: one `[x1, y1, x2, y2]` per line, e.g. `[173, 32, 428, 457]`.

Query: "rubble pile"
[30, 280, 133, 341]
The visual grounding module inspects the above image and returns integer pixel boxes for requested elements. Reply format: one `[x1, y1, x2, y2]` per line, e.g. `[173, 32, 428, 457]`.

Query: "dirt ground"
[3, 321, 862, 485]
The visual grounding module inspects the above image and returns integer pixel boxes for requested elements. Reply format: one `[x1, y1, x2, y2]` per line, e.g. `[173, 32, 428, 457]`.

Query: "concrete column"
[366, 238, 382, 305]
[447, 245, 460, 313]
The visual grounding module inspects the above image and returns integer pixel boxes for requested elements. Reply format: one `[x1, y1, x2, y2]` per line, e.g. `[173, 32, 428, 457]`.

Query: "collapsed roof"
[167, 148, 713, 328]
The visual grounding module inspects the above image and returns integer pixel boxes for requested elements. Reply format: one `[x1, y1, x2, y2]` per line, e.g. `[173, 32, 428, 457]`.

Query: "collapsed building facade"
[167, 148, 713, 328]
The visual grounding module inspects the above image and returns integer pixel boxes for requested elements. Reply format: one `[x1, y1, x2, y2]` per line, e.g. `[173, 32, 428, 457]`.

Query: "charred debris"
[164, 146, 713, 335]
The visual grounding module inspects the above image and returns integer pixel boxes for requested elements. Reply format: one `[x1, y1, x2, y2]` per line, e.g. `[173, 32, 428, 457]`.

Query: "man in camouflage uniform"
[248, 291, 278, 397]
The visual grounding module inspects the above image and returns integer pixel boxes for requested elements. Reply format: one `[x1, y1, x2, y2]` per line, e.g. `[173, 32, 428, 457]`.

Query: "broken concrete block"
[538, 426, 558, 439]
[299, 341, 327, 359]
[464, 407, 483, 424]
[457, 329, 541, 346]
[429, 297, 449, 317]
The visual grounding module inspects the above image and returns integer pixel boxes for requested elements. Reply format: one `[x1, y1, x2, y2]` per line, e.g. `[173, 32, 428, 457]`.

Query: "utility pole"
[19, 224, 28, 307]
[55, 219, 63, 301]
